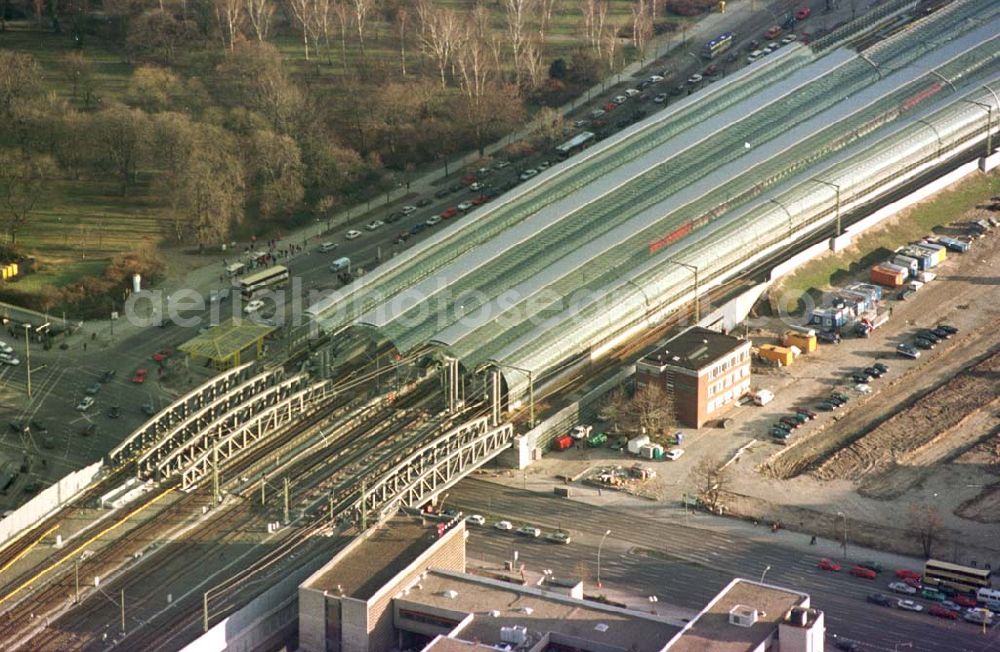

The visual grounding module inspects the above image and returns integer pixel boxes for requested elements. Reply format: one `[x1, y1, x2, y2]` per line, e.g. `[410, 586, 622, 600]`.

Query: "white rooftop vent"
[520, 606, 534, 615]
[490, 610, 501, 618]
[500, 625, 527, 644]
[729, 605, 758, 627]
[442, 589, 458, 599]
[594, 623, 609, 633]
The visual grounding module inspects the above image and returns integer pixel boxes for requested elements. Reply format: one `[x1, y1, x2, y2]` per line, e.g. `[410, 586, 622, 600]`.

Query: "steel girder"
[178, 380, 332, 490]
[108, 362, 257, 466]
[354, 416, 514, 522]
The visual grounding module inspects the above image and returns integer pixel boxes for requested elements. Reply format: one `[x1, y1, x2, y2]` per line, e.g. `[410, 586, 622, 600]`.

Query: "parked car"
[457, 201, 474, 212]
[153, 349, 172, 362]
[818, 558, 841, 572]
[85, 382, 101, 396]
[131, 368, 147, 384]
[779, 416, 802, 429]
[855, 384, 872, 394]
[863, 366, 884, 379]
[434, 188, 451, 199]
[796, 408, 818, 420]
[649, 74, 664, 83]
[494, 520, 513, 531]
[929, 604, 960, 620]
[873, 362, 889, 374]
[817, 401, 838, 411]
[107, 405, 121, 419]
[653, 93, 668, 104]
[930, 327, 951, 340]
[244, 299, 265, 314]
[517, 526, 541, 538]
[866, 593, 893, 607]
[781, 34, 798, 45]
[953, 595, 978, 608]
[937, 324, 958, 335]
[519, 169, 539, 181]
[858, 561, 884, 573]
[902, 577, 922, 590]
[888, 582, 917, 595]
[425, 215, 442, 226]
[894, 568, 920, 580]
[896, 343, 920, 358]
[795, 6, 811, 20]
[76, 396, 95, 411]
[611, 95, 627, 105]
[917, 329, 941, 343]
[851, 373, 872, 384]
[941, 600, 962, 612]
[466, 514, 486, 526]
[545, 531, 572, 544]
[914, 337, 936, 350]
[850, 566, 877, 579]
[345, 229, 362, 240]
[897, 599, 923, 612]
[101, 370, 116, 383]
[0, 354, 20, 366]
[365, 220, 385, 231]
[687, 73, 703, 85]
[416, 198, 432, 207]
[440, 207, 459, 220]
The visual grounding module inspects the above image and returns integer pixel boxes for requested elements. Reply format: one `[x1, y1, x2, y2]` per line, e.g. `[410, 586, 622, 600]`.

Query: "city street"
[453, 477, 1000, 652]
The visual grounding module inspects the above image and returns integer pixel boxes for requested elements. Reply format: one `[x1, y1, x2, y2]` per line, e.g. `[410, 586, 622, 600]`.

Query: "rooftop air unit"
[729, 605, 759, 627]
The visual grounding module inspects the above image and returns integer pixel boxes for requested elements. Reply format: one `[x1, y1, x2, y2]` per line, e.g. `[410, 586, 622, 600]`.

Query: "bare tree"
[395, 6, 409, 76]
[599, 388, 632, 433]
[690, 456, 730, 514]
[215, 0, 244, 51]
[416, 1, 463, 88]
[91, 103, 150, 196]
[603, 17, 622, 72]
[631, 0, 653, 62]
[522, 37, 544, 89]
[0, 149, 57, 245]
[286, 0, 317, 60]
[536, 0, 558, 42]
[59, 51, 95, 106]
[633, 384, 674, 436]
[244, 0, 274, 41]
[332, 0, 352, 70]
[503, 0, 535, 86]
[351, 0, 373, 59]
[908, 504, 944, 558]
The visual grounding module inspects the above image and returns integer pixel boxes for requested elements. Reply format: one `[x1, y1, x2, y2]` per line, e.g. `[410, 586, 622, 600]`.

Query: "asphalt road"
[452, 478, 1000, 652]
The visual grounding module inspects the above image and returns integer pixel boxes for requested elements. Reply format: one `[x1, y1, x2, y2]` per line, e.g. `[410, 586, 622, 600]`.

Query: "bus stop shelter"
[178, 319, 277, 369]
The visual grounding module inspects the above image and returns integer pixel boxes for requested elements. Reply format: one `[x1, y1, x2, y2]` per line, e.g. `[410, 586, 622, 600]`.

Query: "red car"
[895, 569, 921, 580]
[849, 566, 877, 579]
[470, 195, 488, 206]
[763, 25, 782, 40]
[818, 558, 841, 572]
[902, 577, 922, 590]
[795, 6, 811, 20]
[928, 604, 959, 620]
[131, 368, 147, 384]
[461, 173, 477, 186]
[152, 349, 172, 362]
[953, 595, 978, 608]
[440, 207, 459, 219]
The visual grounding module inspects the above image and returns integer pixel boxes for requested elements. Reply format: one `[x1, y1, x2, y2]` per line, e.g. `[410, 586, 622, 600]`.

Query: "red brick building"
[636, 327, 752, 428]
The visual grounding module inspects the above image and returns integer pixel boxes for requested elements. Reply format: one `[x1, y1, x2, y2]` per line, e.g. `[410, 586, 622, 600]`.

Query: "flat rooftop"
[422, 638, 497, 652]
[409, 570, 679, 652]
[665, 579, 808, 652]
[643, 327, 747, 372]
[306, 516, 438, 600]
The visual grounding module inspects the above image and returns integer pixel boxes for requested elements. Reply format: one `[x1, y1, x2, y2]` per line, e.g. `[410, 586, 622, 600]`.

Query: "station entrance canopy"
[179, 319, 276, 369]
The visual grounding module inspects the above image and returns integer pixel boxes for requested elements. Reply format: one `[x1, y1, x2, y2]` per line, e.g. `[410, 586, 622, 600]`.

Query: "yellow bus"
[238, 265, 289, 299]
[923, 559, 992, 595]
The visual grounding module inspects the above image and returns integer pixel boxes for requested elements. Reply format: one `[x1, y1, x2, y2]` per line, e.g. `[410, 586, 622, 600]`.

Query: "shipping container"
[552, 435, 573, 451]
[846, 282, 883, 302]
[809, 306, 850, 331]
[627, 435, 650, 455]
[931, 236, 969, 253]
[900, 247, 935, 270]
[916, 271, 936, 283]
[783, 332, 817, 353]
[758, 344, 794, 366]
[892, 255, 919, 277]
[916, 241, 947, 264]
[871, 265, 906, 288]
[639, 443, 663, 459]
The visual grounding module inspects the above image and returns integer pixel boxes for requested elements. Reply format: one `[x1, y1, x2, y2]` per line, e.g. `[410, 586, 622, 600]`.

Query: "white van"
[225, 262, 245, 277]
[318, 242, 337, 253]
[747, 50, 763, 63]
[330, 257, 351, 272]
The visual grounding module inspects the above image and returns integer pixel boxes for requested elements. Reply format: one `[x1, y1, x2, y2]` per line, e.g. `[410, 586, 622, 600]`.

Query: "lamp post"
[812, 178, 842, 238]
[22, 324, 31, 398]
[665, 260, 699, 322]
[837, 511, 849, 559]
[760, 564, 771, 583]
[597, 529, 612, 589]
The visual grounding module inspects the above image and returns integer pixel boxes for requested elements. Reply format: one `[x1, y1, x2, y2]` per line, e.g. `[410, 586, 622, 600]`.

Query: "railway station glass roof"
[178, 319, 275, 366]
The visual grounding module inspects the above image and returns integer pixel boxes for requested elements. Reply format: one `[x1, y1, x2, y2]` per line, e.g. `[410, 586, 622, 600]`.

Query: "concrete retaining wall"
[0, 461, 102, 548]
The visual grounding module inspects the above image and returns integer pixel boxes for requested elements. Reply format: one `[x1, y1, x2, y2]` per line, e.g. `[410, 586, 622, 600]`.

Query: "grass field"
[779, 170, 1000, 299]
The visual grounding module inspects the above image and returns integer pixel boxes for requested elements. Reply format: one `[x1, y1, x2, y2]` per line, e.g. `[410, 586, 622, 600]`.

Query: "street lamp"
[760, 565, 771, 583]
[837, 511, 849, 559]
[597, 529, 612, 589]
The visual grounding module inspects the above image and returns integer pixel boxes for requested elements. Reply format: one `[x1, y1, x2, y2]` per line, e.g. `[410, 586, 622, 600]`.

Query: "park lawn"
[0, 22, 134, 108]
[779, 170, 1000, 298]
[12, 259, 109, 294]
[16, 178, 167, 260]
